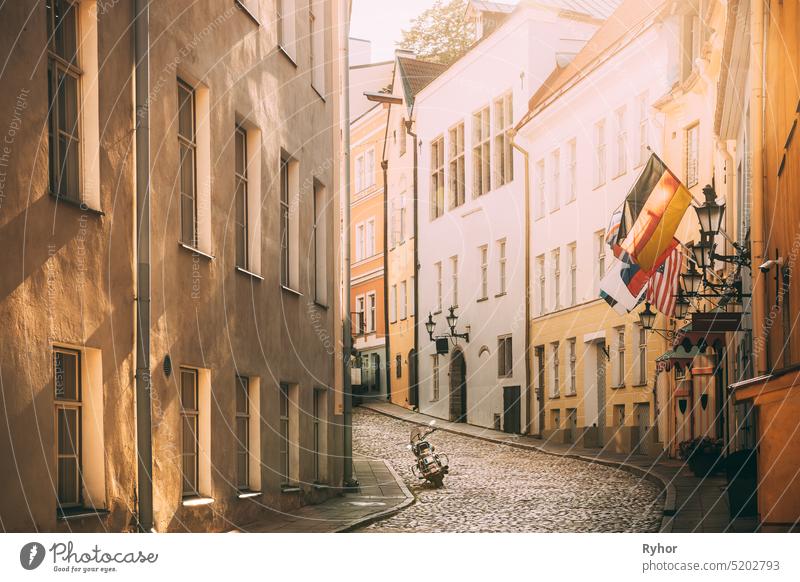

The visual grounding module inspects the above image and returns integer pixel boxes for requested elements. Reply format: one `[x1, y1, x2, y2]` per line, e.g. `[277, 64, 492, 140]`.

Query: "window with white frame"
[431, 354, 440, 401]
[400, 281, 407, 320]
[686, 123, 699, 188]
[178, 80, 198, 246]
[472, 106, 491, 197]
[535, 158, 545, 218]
[234, 125, 249, 268]
[595, 230, 606, 286]
[594, 119, 606, 187]
[234, 375, 251, 491]
[54, 347, 82, 508]
[550, 149, 560, 210]
[355, 295, 365, 334]
[310, 0, 325, 95]
[567, 139, 577, 202]
[366, 218, 375, 257]
[355, 222, 364, 262]
[355, 148, 375, 193]
[279, 383, 292, 484]
[430, 136, 445, 218]
[498, 335, 513, 377]
[551, 248, 561, 310]
[567, 338, 577, 396]
[479, 244, 488, 300]
[568, 242, 577, 306]
[367, 291, 377, 332]
[389, 285, 397, 323]
[399, 117, 407, 156]
[280, 153, 299, 289]
[180, 368, 200, 496]
[551, 341, 560, 397]
[493, 93, 513, 188]
[313, 180, 328, 304]
[399, 195, 407, 242]
[451, 255, 459, 307]
[410, 276, 415, 316]
[615, 106, 627, 177]
[614, 326, 626, 387]
[449, 122, 465, 208]
[637, 324, 648, 385]
[680, 6, 702, 82]
[637, 93, 649, 166]
[497, 239, 507, 295]
[312, 388, 326, 483]
[537, 254, 546, 315]
[277, 0, 297, 62]
[435, 262, 442, 312]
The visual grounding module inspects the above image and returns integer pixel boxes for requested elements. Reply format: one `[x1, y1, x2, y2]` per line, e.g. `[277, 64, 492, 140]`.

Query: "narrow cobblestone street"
[353, 408, 664, 532]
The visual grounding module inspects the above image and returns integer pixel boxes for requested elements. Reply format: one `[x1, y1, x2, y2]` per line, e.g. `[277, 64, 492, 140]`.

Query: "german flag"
[616, 154, 692, 272]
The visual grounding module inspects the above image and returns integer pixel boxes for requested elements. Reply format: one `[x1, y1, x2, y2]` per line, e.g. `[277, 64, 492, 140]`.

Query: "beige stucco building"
[0, 0, 348, 532]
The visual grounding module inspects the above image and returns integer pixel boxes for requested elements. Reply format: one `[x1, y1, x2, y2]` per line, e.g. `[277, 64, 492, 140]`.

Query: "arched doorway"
[408, 349, 418, 407]
[449, 349, 467, 422]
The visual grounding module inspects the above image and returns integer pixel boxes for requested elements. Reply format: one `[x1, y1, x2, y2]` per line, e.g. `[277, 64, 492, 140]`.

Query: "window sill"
[477, 297, 488, 303]
[494, 292, 507, 298]
[313, 300, 329, 310]
[563, 392, 578, 398]
[550, 394, 560, 400]
[313, 482, 332, 491]
[234, 0, 260, 26]
[56, 507, 109, 521]
[237, 490, 261, 499]
[311, 85, 326, 102]
[277, 45, 297, 67]
[631, 382, 649, 388]
[281, 285, 303, 297]
[49, 192, 104, 216]
[179, 242, 215, 260]
[281, 485, 302, 494]
[610, 384, 626, 390]
[433, 310, 442, 316]
[182, 496, 215, 507]
[236, 266, 264, 280]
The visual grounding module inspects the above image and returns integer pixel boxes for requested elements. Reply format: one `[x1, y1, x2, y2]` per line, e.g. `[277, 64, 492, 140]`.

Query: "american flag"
[646, 245, 682, 317]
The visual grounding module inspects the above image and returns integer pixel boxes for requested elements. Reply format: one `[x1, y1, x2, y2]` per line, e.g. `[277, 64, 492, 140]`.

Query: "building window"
[472, 106, 491, 197]
[355, 148, 375, 193]
[550, 149, 560, 210]
[410, 276, 415, 316]
[178, 80, 198, 246]
[551, 248, 561, 310]
[313, 181, 328, 304]
[551, 341, 560, 398]
[451, 255, 459, 307]
[568, 242, 577, 306]
[537, 254, 546, 315]
[435, 262, 442, 312]
[594, 119, 606, 187]
[235, 375, 250, 491]
[47, 0, 81, 203]
[430, 136, 445, 219]
[279, 154, 300, 288]
[685, 123, 699, 188]
[493, 93, 513, 188]
[54, 347, 81, 507]
[431, 355, 440, 401]
[310, 0, 325, 95]
[567, 338, 577, 396]
[637, 324, 648, 385]
[400, 281, 408, 320]
[277, 0, 297, 61]
[615, 106, 627, 177]
[680, 8, 701, 82]
[399, 117, 407, 156]
[234, 126, 249, 268]
[637, 93, 649, 166]
[279, 383, 291, 484]
[389, 285, 397, 323]
[180, 368, 199, 497]
[615, 326, 626, 387]
[367, 291, 377, 332]
[355, 222, 364, 261]
[399, 195, 407, 242]
[614, 404, 625, 428]
[535, 158, 545, 218]
[497, 335, 513, 377]
[366, 218, 375, 257]
[595, 230, 606, 287]
[449, 122, 465, 208]
[479, 245, 488, 300]
[567, 139, 577, 202]
[355, 295, 365, 334]
[312, 388, 325, 482]
[396, 354, 402, 379]
[497, 239, 507, 295]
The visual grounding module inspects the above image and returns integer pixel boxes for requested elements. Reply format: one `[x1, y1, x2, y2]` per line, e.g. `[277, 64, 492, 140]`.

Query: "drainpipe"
[509, 130, 533, 435]
[133, 0, 153, 532]
[406, 121, 420, 410]
[381, 158, 392, 402]
[340, 0, 356, 488]
[749, 0, 767, 375]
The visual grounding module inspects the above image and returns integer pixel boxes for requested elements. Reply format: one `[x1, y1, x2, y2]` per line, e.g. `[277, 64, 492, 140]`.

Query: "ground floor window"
[181, 368, 199, 497]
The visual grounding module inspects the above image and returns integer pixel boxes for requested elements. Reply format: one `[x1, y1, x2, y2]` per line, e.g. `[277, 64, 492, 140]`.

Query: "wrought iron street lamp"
[682, 261, 704, 295]
[426, 306, 470, 344]
[695, 184, 726, 239]
[674, 289, 691, 320]
[639, 302, 657, 331]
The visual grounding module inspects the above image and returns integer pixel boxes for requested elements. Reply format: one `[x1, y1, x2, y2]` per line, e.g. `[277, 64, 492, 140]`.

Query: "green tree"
[399, 0, 475, 66]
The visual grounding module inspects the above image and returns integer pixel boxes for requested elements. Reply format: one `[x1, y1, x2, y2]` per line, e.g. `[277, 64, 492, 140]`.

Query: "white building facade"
[415, 1, 609, 432]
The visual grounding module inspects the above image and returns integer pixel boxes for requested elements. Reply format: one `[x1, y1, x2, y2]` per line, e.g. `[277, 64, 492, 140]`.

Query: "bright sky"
[349, 0, 439, 63]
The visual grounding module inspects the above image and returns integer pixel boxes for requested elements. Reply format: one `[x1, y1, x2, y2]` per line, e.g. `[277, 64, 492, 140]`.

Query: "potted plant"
[678, 437, 724, 477]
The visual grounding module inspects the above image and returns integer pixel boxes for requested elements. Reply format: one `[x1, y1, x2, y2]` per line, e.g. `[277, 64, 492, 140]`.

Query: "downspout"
[749, 0, 767, 375]
[406, 120, 420, 410]
[341, 0, 356, 487]
[133, 0, 153, 532]
[381, 157, 392, 402]
[509, 130, 532, 435]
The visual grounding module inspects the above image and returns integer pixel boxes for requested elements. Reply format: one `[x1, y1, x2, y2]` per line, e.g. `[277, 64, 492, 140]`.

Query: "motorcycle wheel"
[429, 474, 444, 488]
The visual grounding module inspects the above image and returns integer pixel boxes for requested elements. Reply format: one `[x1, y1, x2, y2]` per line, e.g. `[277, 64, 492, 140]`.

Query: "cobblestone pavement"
[353, 408, 664, 533]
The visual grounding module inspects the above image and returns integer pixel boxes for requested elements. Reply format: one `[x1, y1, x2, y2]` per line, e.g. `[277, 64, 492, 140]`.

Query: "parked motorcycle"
[408, 420, 449, 488]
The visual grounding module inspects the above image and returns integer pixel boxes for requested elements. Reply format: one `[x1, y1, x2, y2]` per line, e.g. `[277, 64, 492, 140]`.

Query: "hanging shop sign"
[691, 311, 743, 333]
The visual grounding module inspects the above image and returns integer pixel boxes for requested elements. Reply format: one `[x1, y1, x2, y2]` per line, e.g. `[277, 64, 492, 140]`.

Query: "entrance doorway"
[536, 346, 545, 434]
[449, 349, 467, 422]
[408, 349, 418, 407]
[596, 341, 607, 436]
[566, 408, 577, 443]
[503, 386, 521, 434]
[634, 403, 650, 455]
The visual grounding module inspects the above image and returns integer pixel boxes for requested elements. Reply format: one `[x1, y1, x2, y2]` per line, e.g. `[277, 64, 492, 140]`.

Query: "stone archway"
[449, 348, 467, 423]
